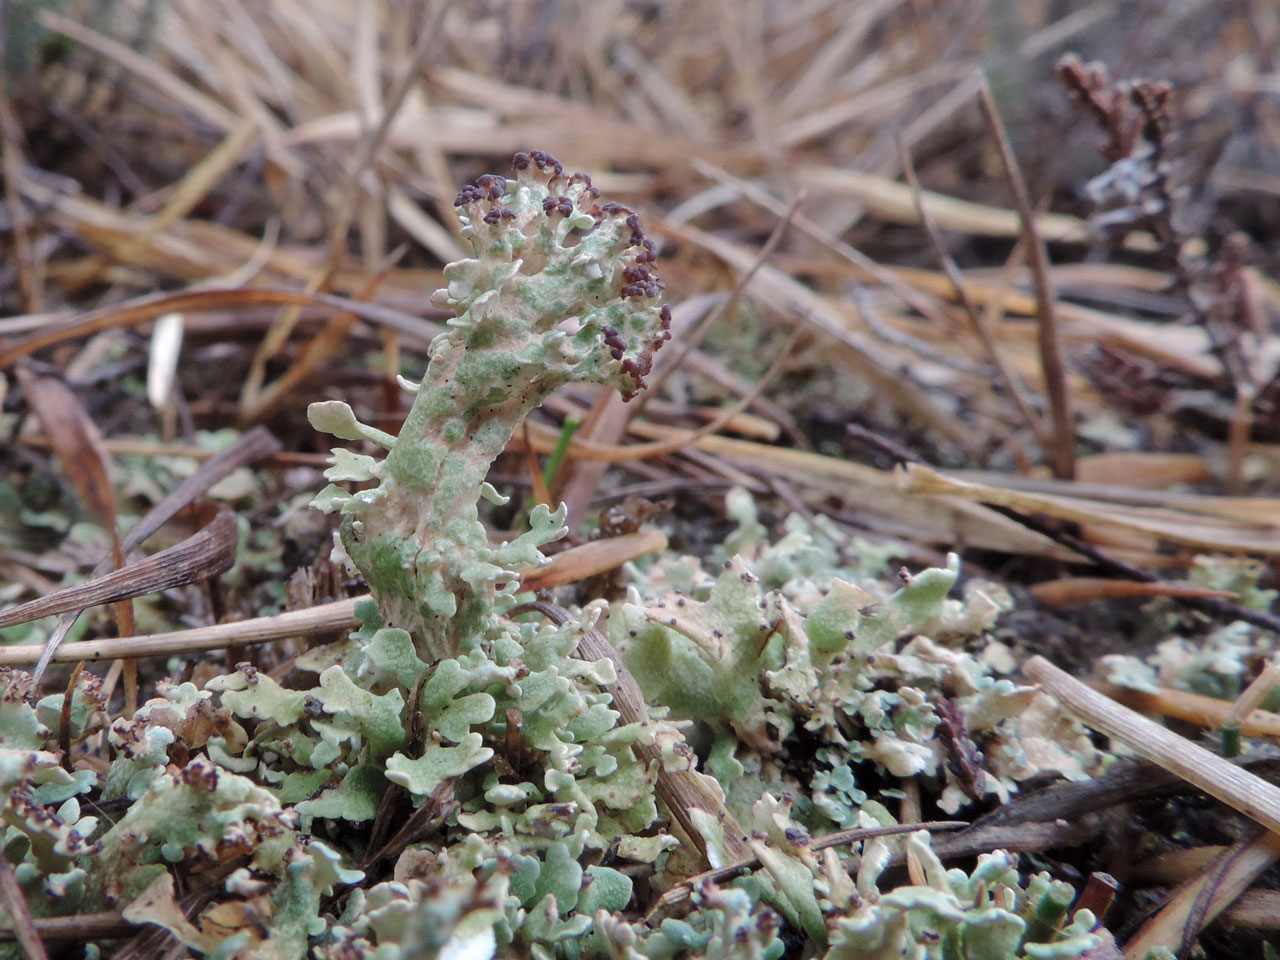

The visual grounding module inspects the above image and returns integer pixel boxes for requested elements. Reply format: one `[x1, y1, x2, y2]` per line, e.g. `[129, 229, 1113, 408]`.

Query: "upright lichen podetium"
[309, 151, 671, 661]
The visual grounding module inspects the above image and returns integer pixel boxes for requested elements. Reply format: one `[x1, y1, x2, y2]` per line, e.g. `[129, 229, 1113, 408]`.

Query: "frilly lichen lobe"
[311, 150, 671, 660]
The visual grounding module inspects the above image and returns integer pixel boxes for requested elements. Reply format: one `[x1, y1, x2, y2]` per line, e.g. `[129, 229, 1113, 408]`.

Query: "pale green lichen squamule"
[309, 150, 671, 661]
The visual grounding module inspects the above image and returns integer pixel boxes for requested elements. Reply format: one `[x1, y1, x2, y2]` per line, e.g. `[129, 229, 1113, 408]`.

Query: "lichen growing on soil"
[2, 154, 1116, 959]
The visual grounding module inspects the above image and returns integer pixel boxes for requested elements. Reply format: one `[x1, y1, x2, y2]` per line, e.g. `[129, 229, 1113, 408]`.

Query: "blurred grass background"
[4, 0, 1280, 582]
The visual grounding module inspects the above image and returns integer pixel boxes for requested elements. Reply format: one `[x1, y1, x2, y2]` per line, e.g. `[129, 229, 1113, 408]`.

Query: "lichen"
[617, 493, 1103, 828]
[309, 149, 671, 663]
[0, 155, 1116, 960]
[828, 828, 1104, 959]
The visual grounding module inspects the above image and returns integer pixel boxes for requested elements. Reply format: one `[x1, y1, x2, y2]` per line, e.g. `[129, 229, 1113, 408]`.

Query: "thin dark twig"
[845, 422, 922, 466]
[363, 669, 433, 866]
[896, 135, 1046, 446]
[362, 782, 457, 870]
[59, 661, 83, 771]
[977, 75, 1076, 480]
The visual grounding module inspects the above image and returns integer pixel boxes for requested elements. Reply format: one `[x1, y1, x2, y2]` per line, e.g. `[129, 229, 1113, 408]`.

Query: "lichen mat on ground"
[1, 152, 1109, 959]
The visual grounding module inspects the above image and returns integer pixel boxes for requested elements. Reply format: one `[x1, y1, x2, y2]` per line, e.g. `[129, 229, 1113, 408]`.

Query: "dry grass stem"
[0, 287, 437, 367]
[0, 598, 364, 668]
[1226, 660, 1280, 730]
[901, 464, 1280, 554]
[1026, 656, 1280, 836]
[0, 526, 666, 667]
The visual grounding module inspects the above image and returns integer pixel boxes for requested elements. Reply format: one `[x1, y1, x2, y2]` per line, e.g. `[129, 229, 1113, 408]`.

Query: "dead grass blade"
[552, 391, 629, 528]
[10, 173, 420, 295]
[952, 469, 1280, 523]
[0, 508, 238, 629]
[38, 10, 239, 133]
[61, 119, 261, 293]
[0, 66, 38, 314]
[892, 263, 1221, 379]
[663, 220, 977, 449]
[323, 3, 452, 271]
[239, 1, 452, 419]
[1092, 683, 1280, 740]
[13, 362, 140, 706]
[645, 194, 803, 404]
[96, 428, 279, 578]
[898, 138, 1049, 451]
[13, 365, 118, 531]
[514, 422, 1082, 561]
[794, 164, 1158, 250]
[1025, 656, 1280, 837]
[537, 322, 807, 467]
[146, 312, 184, 412]
[685, 161, 976, 365]
[1123, 829, 1280, 959]
[27, 428, 280, 689]
[1030, 578, 1237, 606]
[900, 463, 1280, 554]
[521, 422, 556, 510]
[239, 254, 399, 423]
